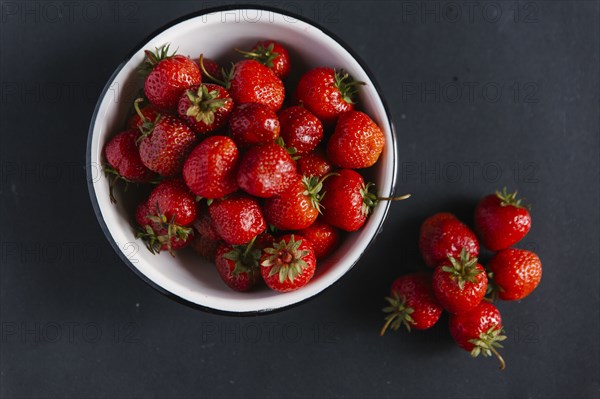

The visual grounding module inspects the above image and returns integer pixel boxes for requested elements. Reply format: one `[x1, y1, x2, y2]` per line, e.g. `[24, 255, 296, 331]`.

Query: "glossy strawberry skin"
[296, 67, 354, 125]
[321, 169, 367, 232]
[390, 273, 443, 330]
[147, 179, 197, 226]
[215, 244, 261, 292]
[327, 111, 385, 169]
[278, 106, 324, 155]
[177, 84, 233, 135]
[127, 105, 160, 130]
[144, 55, 201, 110]
[193, 203, 222, 241]
[252, 40, 291, 79]
[104, 130, 155, 182]
[229, 60, 285, 111]
[135, 200, 155, 228]
[449, 302, 503, 352]
[296, 219, 341, 259]
[419, 213, 480, 268]
[229, 102, 280, 148]
[136, 199, 194, 252]
[263, 176, 318, 231]
[209, 195, 266, 245]
[138, 115, 197, 177]
[236, 143, 297, 198]
[260, 234, 316, 292]
[489, 249, 542, 301]
[475, 194, 532, 251]
[182, 136, 239, 199]
[296, 150, 333, 178]
[432, 263, 488, 314]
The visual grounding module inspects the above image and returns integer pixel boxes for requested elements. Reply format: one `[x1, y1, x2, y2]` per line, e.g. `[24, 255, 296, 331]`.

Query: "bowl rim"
[86, 4, 398, 316]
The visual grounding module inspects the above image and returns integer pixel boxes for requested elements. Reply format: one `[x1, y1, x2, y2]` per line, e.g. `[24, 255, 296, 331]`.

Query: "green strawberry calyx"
[260, 235, 310, 284]
[223, 236, 261, 277]
[103, 164, 133, 204]
[380, 292, 416, 335]
[137, 44, 176, 76]
[496, 186, 530, 209]
[360, 182, 411, 216]
[484, 271, 505, 301]
[235, 42, 279, 69]
[441, 248, 482, 290]
[467, 324, 507, 370]
[301, 173, 338, 214]
[334, 69, 366, 105]
[136, 209, 192, 257]
[133, 98, 162, 144]
[199, 54, 233, 89]
[185, 85, 231, 125]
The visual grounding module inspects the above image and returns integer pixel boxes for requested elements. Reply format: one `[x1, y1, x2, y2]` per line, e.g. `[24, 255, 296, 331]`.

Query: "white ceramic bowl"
[87, 6, 398, 314]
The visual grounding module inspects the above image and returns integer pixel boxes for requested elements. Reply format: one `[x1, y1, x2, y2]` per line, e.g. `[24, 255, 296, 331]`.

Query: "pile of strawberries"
[104, 41, 391, 293]
[381, 189, 542, 369]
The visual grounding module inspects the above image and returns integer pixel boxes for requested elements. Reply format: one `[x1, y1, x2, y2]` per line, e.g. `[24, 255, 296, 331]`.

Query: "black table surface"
[1, 1, 599, 398]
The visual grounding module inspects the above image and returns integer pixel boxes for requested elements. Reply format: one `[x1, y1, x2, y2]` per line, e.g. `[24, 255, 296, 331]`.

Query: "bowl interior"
[88, 8, 396, 313]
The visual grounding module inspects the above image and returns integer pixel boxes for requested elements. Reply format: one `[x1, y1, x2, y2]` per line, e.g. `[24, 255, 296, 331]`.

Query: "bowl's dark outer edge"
[86, 4, 398, 317]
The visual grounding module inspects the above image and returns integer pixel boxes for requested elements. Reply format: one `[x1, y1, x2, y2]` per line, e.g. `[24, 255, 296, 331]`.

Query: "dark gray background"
[1, 1, 599, 398]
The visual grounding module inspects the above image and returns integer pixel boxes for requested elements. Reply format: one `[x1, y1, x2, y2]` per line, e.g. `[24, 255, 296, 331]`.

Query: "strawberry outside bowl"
[86, 5, 398, 314]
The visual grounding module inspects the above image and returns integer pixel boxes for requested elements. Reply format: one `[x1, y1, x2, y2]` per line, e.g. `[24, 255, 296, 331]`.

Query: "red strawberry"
[195, 56, 223, 81]
[229, 102, 280, 148]
[104, 129, 156, 202]
[295, 219, 340, 259]
[141, 45, 201, 110]
[380, 272, 443, 334]
[134, 99, 197, 177]
[278, 106, 324, 155]
[215, 241, 262, 292]
[193, 203, 221, 241]
[127, 103, 160, 130]
[182, 136, 239, 200]
[488, 248, 542, 301]
[236, 142, 296, 198]
[296, 150, 333, 179]
[475, 188, 532, 251]
[327, 110, 385, 169]
[260, 234, 316, 292]
[419, 212, 480, 268]
[432, 249, 488, 314]
[190, 234, 221, 262]
[320, 169, 373, 232]
[177, 84, 233, 135]
[237, 40, 291, 79]
[264, 174, 330, 230]
[209, 194, 266, 245]
[449, 302, 507, 369]
[296, 68, 363, 125]
[200, 56, 284, 111]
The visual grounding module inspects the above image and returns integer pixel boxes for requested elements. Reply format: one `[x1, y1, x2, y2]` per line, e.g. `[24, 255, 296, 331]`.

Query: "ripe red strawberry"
[229, 102, 280, 148]
[264, 174, 330, 230]
[177, 84, 233, 135]
[182, 136, 239, 199]
[432, 249, 488, 314]
[419, 212, 480, 268]
[320, 169, 374, 232]
[104, 129, 156, 202]
[193, 203, 221, 241]
[296, 150, 333, 178]
[295, 219, 340, 259]
[327, 110, 385, 169]
[142, 45, 201, 110]
[127, 103, 160, 130]
[238, 41, 291, 79]
[195, 56, 223, 81]
[134, 99, 197, 177]
[488, 248, 542, 301]
[260, 234, 316, 292]
[296, 67, 363, 125]
[449, 302, 507, 369]
[236, 142, 296, 198]
[190, 234, 221, 262]
[215, 241, 262, 292]
[278, 106, 324, 155]
[201, 56, 284, 111]
[147, 179, 197, 226]
[380, 272, 443, 334]
[475, 188, 532, 251]
[209, 194, 266, 245]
